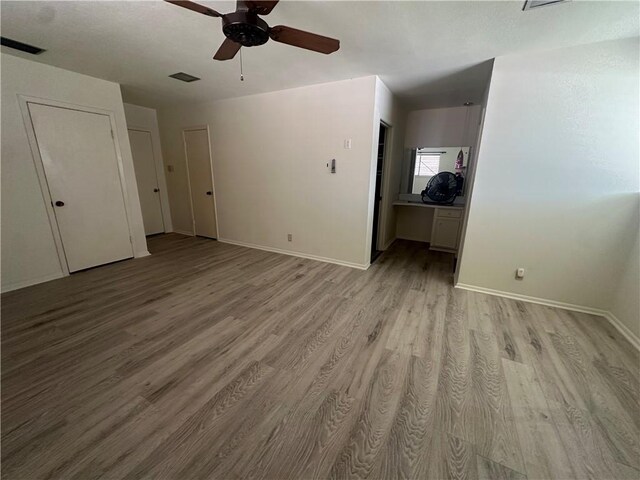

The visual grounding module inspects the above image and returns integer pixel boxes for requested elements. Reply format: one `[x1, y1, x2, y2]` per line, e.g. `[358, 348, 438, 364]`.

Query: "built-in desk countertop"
[392, 201, 465, 210]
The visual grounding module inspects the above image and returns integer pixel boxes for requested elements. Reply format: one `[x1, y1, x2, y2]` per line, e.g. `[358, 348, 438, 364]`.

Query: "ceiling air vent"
[523, 0, 570, 10]
[169, 72, 201, 83]
[1, 37, 46, 55]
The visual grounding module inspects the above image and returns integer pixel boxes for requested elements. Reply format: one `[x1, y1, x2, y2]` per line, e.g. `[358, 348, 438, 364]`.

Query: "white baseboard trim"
[455, 283, 640, 351]
[218, 237, 369, 270]
[171, 229, 195, 236]
[135, 250, 151, 258]
[603, 311, 640, 352]
[455, 283, 608, 316]
[1, 271, 65, 293]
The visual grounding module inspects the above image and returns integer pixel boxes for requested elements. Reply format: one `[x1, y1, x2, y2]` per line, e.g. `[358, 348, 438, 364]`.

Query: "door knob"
[153, 188, 160, 192]
[54, 200, 65, 207]
[206, 191, 213, 196]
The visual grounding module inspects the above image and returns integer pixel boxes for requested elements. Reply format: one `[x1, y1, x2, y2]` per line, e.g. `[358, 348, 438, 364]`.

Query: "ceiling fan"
[166, 0, 340, 61]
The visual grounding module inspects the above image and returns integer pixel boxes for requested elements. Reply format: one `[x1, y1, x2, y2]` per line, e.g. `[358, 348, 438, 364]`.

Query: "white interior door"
[128, 129, 164, 235]
[184, 128, 217, 238]
[28, 103, 133, 272]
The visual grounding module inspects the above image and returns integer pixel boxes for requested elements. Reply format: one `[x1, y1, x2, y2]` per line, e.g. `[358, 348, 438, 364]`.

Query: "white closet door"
[128, 129, 164, 235]
[184, 128, 217, 238]
[28, 103, 133, 272]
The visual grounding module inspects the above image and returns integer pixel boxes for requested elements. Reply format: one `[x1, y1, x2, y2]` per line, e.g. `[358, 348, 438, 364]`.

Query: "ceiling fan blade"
[165, 0, 222, 18]
[213, 38, 241, 60]
[269, 26, 339, 54]
[241, 0, 279, 15]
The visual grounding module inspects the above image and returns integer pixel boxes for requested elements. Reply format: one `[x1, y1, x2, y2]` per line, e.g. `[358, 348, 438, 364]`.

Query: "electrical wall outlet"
[287, 234, 292, 242]
[167, 165, 174, 172]
[515, 268, 525, 279]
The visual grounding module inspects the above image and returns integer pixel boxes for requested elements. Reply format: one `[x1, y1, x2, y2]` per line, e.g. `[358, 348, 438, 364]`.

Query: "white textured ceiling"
[1, 1, 638, 109]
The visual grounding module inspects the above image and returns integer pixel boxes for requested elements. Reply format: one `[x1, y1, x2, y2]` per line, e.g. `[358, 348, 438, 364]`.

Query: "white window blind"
[415, 153, 440, 176]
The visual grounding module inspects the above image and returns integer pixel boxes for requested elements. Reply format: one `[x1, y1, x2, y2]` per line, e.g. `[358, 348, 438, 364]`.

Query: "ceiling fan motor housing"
[222, 11, 270, 47]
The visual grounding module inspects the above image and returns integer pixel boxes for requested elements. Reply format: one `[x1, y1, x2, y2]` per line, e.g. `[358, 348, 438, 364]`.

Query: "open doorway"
[371, 122, 388, 263]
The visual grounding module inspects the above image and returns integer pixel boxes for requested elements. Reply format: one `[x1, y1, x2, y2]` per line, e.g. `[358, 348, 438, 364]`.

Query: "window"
[414, 153, 440, 177]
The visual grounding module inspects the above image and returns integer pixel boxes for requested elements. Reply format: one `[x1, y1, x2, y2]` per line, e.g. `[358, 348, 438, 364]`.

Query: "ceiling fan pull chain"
[240, 49, 244, 81]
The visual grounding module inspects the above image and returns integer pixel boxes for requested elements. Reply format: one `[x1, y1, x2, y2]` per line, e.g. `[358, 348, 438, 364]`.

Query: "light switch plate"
[344, 139, 352, 149]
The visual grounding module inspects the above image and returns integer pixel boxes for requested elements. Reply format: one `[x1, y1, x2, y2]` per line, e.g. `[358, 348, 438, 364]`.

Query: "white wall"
[157, 76, 378, 268]
[373, 77, 407, 251]
[455, 69, 493, 285]
[1, 53, 147, 292]
[610, 197, 639, 340]
[457, 38, 640, 331]
[405, 105, 482, 148]
[123, 103, 173, 232]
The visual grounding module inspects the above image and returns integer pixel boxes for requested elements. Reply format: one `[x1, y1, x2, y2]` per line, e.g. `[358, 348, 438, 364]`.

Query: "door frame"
[371, 122, 385, 260]
[379, 122, 392, 248]
[378, 121, 395, 251]
[373, 121, 392, 255]
[127, 127, 167, 234]
[18, 95, 136, 276]
[182, 125, 219, 239]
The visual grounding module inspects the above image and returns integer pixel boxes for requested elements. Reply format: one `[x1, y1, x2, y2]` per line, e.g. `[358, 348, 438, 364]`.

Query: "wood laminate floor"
[2, 234, 639, 479]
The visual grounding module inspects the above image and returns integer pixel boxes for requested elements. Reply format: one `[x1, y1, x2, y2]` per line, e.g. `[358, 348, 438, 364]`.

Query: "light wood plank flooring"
[2, 234, 638, 479]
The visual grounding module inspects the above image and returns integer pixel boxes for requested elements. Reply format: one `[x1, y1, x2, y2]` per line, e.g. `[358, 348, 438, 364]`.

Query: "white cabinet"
[430, 207, 462, 253]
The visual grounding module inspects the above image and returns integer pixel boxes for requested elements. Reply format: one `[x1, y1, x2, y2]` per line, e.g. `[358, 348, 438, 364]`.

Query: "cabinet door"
[431, 217, 460, 250]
